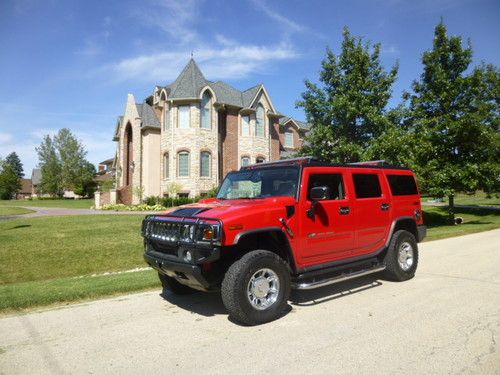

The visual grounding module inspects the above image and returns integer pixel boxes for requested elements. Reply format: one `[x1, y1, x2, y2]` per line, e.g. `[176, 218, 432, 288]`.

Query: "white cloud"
[0, 132, 13, 144]
[108, 41, 298, 82]
[249, 0, 306, 33]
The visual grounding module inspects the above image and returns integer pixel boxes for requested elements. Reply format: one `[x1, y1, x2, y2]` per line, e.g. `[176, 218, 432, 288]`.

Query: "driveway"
[0, 229, 499, 374]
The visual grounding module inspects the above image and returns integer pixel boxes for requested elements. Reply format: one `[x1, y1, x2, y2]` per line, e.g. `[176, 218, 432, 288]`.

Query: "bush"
[144, 196, 161, 206]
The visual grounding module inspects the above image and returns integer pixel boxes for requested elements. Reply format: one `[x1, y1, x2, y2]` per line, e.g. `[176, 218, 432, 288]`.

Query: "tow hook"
[279, 218, 294, 238]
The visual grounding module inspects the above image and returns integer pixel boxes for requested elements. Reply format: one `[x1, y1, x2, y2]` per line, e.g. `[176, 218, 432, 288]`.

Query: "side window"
[307, 174, 345, 200]
[387, 175, 418, 196]
[353, 174, 382, 198]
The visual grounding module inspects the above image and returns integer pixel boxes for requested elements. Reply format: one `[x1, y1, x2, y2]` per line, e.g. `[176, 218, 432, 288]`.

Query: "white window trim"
[241, 115, 250, 136]
[200, 92, 211, 129]
[163, 153, 169, 179]
[285, 131, 294, 148]
[178, 105, 190, 129]
[177, 151, 190, 177]
[200, 152, 211, 178]
[256, 105, 265, 138]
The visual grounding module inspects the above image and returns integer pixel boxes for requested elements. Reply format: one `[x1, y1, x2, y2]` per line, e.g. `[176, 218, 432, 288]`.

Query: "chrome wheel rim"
[247, 268, 280, 310]
[398, 242, 414, 271]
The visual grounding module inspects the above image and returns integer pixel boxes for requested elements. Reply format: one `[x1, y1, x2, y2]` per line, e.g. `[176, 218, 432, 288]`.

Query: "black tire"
[221, 250, 291, 325]
[158, 272, 195, 295]
[382, 230, 419, 281]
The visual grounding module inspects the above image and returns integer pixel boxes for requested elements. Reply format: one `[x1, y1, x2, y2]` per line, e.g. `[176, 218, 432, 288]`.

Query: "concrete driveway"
[0, 229, 499, 374]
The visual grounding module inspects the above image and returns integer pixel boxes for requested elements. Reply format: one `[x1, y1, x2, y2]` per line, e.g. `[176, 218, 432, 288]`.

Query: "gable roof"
[139, 102, 160, 128]
[160, 59, 277, 112]
[279, 117, 311, 131]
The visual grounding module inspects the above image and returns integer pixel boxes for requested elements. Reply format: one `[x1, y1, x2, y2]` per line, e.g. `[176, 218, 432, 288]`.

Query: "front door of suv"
[298, 168, 355, 266]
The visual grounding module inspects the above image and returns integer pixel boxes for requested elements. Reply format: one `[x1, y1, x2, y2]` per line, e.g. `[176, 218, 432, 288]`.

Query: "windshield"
[217, 167, 299, 199]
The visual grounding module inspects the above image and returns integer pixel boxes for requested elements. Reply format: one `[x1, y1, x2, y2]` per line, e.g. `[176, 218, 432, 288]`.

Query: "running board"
[291, 265, 386, 290]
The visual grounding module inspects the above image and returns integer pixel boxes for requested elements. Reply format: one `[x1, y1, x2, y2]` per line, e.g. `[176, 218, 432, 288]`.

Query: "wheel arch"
[387, 217, 419, 245]
[233, 228, 298, 273]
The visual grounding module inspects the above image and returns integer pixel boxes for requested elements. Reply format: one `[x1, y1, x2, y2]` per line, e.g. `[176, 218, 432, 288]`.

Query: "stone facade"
[112, 60, 308, 203]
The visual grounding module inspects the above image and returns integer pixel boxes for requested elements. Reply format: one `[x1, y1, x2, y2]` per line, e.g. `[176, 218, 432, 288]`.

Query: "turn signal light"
[203, 228, 214, 240]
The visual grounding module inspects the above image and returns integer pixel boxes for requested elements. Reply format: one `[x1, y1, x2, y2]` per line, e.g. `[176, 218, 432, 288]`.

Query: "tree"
[36, 135, 63, 196]
[407, 21, 499, 222]
[55, 128, 88, 191]
[0, 158, 22, 200]
[297, 27, 398, 163]
[4, 152, 24, 179]
[73, 161, 97, 197]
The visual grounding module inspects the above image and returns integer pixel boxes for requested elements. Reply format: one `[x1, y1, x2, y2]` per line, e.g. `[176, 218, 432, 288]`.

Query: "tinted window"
[387, 175, 418, 196]
[308, 174, 345, 200]
[353, 174, 382, 198]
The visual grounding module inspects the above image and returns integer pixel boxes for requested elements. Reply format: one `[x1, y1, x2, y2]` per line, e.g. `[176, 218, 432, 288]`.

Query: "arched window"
[241, 156, 251, 167]
[256, 104, 265, 137]
[163, 153, 169, 178]
[164, 105, 170, 130]
[200, 151, 211, 177]
[201, 91, 211, 129]
[178, 151, 190, 177]
[178, 105, 190, 129]
[256, 156, 265, 163]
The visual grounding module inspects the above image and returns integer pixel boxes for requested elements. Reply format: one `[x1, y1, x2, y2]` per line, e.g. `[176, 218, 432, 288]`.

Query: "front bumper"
[144, 250, 215, 291]
[417, 225, 427, 242]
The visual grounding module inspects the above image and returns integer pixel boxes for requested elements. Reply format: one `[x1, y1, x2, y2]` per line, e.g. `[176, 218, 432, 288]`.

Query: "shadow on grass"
[7, 225, 32, 230]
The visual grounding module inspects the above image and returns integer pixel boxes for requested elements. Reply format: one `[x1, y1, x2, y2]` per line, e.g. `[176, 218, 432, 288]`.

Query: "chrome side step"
[291, 265, 386, 290]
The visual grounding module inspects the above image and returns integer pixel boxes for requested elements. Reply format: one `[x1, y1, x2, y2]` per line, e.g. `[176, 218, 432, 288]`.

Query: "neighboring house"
[31, 169, 42, 197]
[113, 59, 309, 204]
[16, 179, 32, 199]
[95, 158, 116, 188]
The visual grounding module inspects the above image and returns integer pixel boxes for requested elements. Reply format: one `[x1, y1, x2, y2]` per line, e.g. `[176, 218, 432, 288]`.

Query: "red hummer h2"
[142, 157, 426, 325]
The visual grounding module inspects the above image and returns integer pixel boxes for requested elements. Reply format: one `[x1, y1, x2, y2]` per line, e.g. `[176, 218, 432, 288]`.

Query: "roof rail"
[241, 156, 319, 169]
[347, 160, 394, 167]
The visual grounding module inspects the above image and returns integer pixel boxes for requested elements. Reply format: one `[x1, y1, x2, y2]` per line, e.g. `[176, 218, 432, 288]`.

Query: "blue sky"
[0, 0, 499, 173]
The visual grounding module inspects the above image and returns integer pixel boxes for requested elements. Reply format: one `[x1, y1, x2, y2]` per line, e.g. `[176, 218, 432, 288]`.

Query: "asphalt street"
[1, 229, 499, 374]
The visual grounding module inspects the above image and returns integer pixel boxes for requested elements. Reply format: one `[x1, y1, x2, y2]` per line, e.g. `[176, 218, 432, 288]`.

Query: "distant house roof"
[32, 169, 41, 185]
[99, 158, 114, 166]
[20, 179, 32, 194]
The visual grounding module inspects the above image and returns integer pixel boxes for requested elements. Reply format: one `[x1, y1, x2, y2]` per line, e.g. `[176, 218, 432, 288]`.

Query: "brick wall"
[270, 117, 281, 160]
[118, 185, 133, 205]
[221, 108, 239, 177]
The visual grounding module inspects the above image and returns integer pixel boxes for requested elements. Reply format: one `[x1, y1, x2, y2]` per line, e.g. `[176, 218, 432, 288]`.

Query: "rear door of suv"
[349, 169, 392, 257]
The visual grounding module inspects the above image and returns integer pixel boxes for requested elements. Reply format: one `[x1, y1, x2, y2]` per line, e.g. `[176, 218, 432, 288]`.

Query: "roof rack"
[241, 157, 319, 169]
[347, 160, 394, 167]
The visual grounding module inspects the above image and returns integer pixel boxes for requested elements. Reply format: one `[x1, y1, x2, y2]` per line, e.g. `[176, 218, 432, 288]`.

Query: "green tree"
[408, 21, 499, 222]
[0, 158, 22, 200]
[297, 27, 398, 163]
[73, 161, 97, 197]
[36, 135, 63, 196]
[4, 152, 24, 179]
[55, 128, 88, 191]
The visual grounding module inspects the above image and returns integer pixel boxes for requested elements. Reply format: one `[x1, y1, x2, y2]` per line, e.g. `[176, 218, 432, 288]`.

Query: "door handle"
[381, 203, 390, 211]
[339, 206, 350, 215]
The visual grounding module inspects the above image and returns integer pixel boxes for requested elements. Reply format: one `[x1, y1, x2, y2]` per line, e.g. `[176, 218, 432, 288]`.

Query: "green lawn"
[424, 206, 500, 241]
[423, 191, 500, 207]
[0, 199, 94, 209]
[0, 206, 35, 216]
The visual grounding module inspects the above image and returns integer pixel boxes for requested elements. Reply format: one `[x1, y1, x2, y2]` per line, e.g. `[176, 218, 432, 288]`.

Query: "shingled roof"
[135, 102, 160, 129]
[161, 59, 270, 110]
[279, 117, 311, 131]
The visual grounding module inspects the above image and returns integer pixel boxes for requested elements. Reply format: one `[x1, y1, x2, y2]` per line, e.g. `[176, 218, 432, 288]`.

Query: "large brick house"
[113, 59, 309, 204]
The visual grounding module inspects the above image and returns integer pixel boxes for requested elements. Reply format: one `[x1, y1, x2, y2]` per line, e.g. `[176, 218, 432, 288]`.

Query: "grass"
[0, 198, 94, 209]
[423, 191, 500, 207]
[0, 204, 498, 313]
[0, 206, 35, 216]
[424, 206, 500, 241]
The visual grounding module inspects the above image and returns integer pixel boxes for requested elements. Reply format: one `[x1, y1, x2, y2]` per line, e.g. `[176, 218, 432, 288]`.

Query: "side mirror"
[307, 186, 330, 218]
[310, 186, 330, 201]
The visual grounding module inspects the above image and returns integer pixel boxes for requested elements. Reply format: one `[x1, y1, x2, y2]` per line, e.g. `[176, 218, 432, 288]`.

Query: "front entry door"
[298, 169, 355, 266]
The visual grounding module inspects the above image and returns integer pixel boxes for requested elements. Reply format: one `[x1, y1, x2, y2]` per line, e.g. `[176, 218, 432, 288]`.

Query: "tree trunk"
[448, 194, 455, 225]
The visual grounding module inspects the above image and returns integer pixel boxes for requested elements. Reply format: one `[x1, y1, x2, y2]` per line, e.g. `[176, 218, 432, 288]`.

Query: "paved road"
[1, 230, 499, 374]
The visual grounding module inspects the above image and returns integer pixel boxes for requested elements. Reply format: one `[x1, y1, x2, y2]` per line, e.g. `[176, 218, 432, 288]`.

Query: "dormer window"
[256, 104, 265, 137]
[241, 115, 250, 136]
[201, 91, 211, 129]
[285, 131, 294, 148]
[178, 105, 190, 129]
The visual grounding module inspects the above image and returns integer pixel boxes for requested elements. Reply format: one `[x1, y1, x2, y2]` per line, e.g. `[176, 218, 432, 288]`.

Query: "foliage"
[407, 21, 500, 221]
[98, 179, 115, 193]
[4, 152, 24, 179]
[0, 159, 22, 200]
[165, 181, 182, 197]
[36, 135, 63, 196]
[36, 129, 96, 197]
[100, 203, 166, 211]
[133, 185, 145, 203]
[297, 27, 398, 163]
